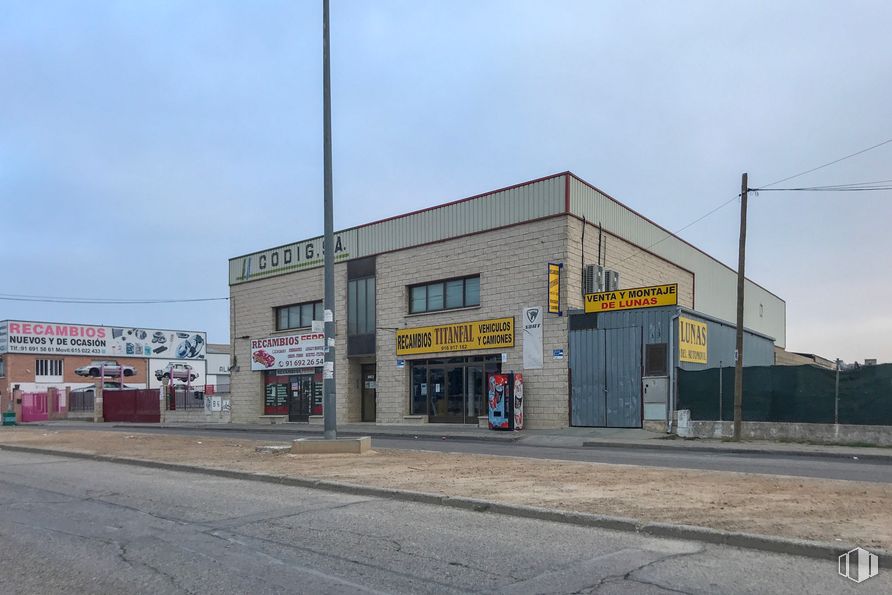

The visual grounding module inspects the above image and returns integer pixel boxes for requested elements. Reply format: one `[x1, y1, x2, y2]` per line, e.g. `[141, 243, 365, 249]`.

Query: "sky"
[2, 0, 890, 362]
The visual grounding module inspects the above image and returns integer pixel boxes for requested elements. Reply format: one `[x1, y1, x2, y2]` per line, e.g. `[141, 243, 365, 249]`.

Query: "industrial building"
[228, 172, 785, 429]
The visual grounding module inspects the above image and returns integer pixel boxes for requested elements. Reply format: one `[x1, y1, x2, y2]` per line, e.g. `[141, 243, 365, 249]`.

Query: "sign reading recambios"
[0, 320, 207, 359]
[250, 333, 325, 371]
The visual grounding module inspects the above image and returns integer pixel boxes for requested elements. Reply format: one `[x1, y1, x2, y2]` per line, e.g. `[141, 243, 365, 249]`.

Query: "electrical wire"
[0, 294, 228, 304]
[756, 138, 892, 188]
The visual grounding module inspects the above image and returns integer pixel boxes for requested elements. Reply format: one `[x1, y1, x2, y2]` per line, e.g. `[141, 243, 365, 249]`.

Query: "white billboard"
[0, 320, 206, 360]
[250, 332, 325, 371]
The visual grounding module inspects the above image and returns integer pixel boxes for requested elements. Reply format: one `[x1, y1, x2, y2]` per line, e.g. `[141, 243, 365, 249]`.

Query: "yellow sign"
[396, 317, 514, 356]
[584, 283, 678, 313]
[548, 263, 561, 314]
[679, 316, 708, 364]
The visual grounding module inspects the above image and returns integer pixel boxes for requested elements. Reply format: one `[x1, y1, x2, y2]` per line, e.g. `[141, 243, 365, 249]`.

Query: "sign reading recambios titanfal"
[0, 320, 206, 359]
[250, 333, 325, 371]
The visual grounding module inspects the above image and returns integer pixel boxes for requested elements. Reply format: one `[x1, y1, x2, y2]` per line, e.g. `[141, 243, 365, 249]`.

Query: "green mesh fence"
[677, 363, 892, 425]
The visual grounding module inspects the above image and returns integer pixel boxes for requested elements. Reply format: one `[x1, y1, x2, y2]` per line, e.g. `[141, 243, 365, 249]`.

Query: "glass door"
[466, 365, 485, 421]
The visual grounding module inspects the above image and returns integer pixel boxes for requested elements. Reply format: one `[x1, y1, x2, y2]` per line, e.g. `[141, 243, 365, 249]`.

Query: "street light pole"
[322, 0, 337, 439]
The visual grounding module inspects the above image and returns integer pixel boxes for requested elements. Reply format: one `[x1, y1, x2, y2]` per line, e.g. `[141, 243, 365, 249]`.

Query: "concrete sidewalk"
[36, 419, 892, 461]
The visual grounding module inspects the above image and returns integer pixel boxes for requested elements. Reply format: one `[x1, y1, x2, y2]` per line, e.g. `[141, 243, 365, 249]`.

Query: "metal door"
[361, 364, 376, 422]
[21, 392, 49, 422]
[570, 329, 606, 426]
[605, 327, 642, 427]
[288, 376, 311, 422]
[570, 327, 642, 427]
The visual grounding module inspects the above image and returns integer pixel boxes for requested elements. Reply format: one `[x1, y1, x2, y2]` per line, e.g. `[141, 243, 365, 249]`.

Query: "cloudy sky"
[2, 1, 890, 362]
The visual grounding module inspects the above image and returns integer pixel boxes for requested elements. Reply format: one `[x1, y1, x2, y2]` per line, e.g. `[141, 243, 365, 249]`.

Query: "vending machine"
[487, 372, 524, 430]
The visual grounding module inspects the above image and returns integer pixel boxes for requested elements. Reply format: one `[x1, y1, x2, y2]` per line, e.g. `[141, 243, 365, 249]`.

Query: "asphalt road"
[65, 424, 892, 484]
[1, 450, 886, 594]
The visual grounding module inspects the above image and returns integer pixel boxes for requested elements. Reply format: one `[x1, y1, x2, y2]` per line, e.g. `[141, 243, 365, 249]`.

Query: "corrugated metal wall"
[568, 177, 786, 347]
[676, 310, 775, 371]
[568, 306, 775, 371]
[354, 176, 564, 257]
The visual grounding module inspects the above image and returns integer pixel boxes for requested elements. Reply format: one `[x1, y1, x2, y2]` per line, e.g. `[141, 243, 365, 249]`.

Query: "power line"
[752, 186, 892, 192]
[757, 138, 892, 188]
[0, 294, 228, 305]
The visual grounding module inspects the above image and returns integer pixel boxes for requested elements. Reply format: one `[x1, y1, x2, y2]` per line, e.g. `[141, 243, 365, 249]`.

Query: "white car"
[75, 361, 136, 377]
[155, 363, 199, 383]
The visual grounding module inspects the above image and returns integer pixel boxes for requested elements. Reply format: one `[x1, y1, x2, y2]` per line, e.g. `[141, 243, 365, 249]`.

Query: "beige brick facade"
[228, 214, 703, 429]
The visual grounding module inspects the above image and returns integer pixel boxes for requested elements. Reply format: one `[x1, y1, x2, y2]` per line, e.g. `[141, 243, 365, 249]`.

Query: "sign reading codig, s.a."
[584, 283, 678, 313]
[396, 318, 514, 356]
[679, 317, 708, 364]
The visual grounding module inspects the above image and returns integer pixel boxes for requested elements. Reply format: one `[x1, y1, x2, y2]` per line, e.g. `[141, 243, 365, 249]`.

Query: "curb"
[116, 424, 525, 444]
[2, 443, 888, 565]
[581, 440, 892, 462]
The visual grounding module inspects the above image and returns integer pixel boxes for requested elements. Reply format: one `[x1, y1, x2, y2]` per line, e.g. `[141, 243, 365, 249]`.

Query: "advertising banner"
[547, 263, 561, 314]
[250, 332, 325, 371]
[679, 316, 708, 364]
[0, 320, 206, 359]
[396, 317, 514, 356]
[584, 283, 678, 313]
[522, 307, 543, 370]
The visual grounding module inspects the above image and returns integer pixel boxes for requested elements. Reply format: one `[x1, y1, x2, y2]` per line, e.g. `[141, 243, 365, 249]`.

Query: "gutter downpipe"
[668, 308, 681, 434]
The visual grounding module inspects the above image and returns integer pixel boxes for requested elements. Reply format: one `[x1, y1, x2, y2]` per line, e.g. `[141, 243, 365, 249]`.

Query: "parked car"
[154, 363, 199, 383]
[75, 361, 136, 377]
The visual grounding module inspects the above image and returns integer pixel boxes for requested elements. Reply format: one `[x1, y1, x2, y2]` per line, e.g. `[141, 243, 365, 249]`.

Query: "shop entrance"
[288, 375, 313, 422]
[361, 364, 376, 422]
[264, 369, 321, 421]
[411, 356, 500, 424]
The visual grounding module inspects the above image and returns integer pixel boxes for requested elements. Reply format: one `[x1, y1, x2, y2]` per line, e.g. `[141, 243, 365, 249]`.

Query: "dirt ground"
[1, 428, 889, 549]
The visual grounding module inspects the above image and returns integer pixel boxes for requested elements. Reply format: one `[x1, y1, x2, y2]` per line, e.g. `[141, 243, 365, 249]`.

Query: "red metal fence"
[103, 389, 161, 423]
[21, 392, 48, 422]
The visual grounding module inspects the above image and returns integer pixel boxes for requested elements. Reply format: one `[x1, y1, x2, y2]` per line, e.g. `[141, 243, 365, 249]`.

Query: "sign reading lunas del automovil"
[584, 283, 678, 313]
[678, 316, 708, 364]
[396, 318, 514, 356]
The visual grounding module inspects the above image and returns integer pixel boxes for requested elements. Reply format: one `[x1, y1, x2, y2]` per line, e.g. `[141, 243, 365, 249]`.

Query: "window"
[36, 359, 63, 377]
[348, 277, 375, 335]
[409, 275, 480, 314]
[275, 301, 323, 331]
[645, 343, 668, 376]
[0, 358, 5, 378]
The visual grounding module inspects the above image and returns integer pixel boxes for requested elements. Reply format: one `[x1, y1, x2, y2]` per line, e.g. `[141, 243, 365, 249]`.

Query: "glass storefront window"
[409, 356, 500, 423]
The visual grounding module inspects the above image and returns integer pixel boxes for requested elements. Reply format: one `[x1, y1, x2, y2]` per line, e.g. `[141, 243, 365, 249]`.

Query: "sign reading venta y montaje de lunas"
[678, 316, 708, 364]
[396, 318, 514, 356]
[584, 283, 678, 313]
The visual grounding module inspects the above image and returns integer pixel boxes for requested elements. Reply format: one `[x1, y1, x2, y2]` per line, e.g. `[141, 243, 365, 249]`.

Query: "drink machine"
[487, 372, 524, 430]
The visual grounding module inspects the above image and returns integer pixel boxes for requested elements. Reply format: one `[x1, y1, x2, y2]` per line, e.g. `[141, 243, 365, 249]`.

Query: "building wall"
[229, 261, 357, 424]
[0, 353, 150, 396]
[568, 175, 785, 346]
[564, 217, 695, 311]
[376, 216, 570, 428]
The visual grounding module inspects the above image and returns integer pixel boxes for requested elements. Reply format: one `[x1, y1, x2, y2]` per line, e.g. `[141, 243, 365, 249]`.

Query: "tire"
[89, 369, 100, 377]
[123, 370, 134, 377]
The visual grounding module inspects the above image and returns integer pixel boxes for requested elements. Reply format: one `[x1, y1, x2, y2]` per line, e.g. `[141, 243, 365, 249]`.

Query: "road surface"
[1, 449, 886, 594]
[58, 424, 892, 484]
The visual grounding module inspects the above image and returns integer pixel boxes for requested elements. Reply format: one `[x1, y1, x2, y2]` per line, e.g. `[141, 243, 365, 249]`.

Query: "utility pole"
[733, 173, 748, 441]
[322, 0, 337, 439]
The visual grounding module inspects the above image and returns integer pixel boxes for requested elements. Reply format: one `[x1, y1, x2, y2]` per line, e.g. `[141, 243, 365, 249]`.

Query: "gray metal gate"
[570, 326, 642, 427]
